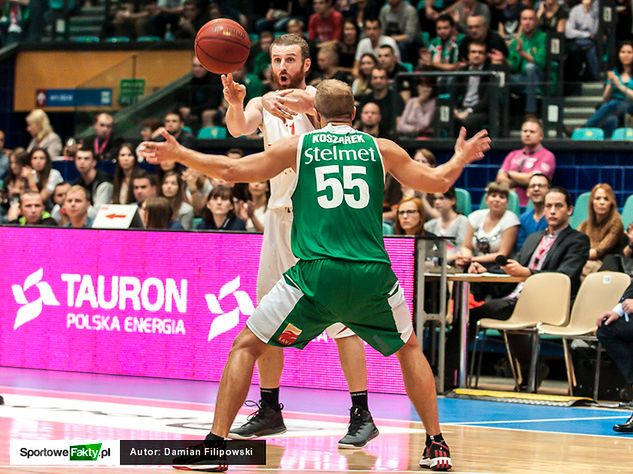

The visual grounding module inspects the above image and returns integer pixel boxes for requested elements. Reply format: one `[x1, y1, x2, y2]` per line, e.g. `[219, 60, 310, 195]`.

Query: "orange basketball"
[194, 19, 251, 75]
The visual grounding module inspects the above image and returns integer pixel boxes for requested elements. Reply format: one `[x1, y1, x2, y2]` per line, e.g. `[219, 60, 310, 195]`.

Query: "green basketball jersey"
[290, 123, 389, 264]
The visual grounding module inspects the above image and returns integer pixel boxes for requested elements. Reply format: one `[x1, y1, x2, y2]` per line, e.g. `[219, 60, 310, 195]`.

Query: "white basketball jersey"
[261, 86, 316, 209]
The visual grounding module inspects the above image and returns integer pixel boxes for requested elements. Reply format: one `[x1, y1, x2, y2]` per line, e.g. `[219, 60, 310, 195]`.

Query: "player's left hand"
[139, 130, 182, 164]
[262, 89, 299, 121]
[455, 127, 492, 164]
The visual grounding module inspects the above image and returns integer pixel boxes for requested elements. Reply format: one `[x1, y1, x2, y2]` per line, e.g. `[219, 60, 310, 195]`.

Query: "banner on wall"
[0, 228, 416, 394]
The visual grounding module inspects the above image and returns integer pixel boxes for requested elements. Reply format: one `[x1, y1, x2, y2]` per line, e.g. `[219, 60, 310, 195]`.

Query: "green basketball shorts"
[246, 259, 413, 356]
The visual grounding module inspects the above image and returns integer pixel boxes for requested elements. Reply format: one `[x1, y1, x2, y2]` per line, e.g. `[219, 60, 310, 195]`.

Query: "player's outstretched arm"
[140, 130, 297, 183]
[222, 73, 263, 137]
[383, 127, 491, 193]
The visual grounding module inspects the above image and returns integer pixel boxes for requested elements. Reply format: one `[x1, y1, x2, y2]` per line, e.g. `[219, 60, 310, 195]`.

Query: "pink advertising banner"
[0, 227, 416, 394]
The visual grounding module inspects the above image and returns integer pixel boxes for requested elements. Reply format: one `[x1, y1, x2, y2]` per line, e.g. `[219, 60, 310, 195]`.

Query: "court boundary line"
[456, 422, 633, 440]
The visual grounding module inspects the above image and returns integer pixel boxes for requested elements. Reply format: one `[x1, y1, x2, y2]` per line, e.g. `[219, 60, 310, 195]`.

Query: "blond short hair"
[315, 79, 355, 121]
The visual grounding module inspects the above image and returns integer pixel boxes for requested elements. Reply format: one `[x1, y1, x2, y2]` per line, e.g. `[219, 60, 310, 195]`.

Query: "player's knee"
[230, 327, 267, 357]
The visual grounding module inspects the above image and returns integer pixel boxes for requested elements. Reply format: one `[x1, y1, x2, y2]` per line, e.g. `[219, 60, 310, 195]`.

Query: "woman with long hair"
[337, 19, 360, 70]
[25, 109, 63, 158]
[352, 53, 377, 99]
[160, 170, 194, 230]
[394, 197, 425, 236]
[3, 148, 34, 198]
[397, 78, 436, 138]
[424, 187, 470, 264]
[112, 143, 139, 204]
[579, 183, 624, 275]
[197, 186, 246, 231]
[537, 0, 568, 34]
[141, 196, 180, 230]
[585, 41, 633, 138]
[30, 148, 63, 204]
[237, 181, 269, 232]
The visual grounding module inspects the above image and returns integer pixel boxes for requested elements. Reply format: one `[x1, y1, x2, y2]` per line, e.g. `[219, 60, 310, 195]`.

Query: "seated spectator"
[565, 0, 600, 81]
[255, 1, 309, 33]
[50, 182, 71, 226]
[160, 170, 194, 230]
[231, 64, 266, 104]
[456, 181, 519, 271]
[161, 111, 196, 149]
[176, 56, 223, 131]
[197, 186, 246, 231]
[136, 118, 162, 159]
[308, 0, 343, 46]
[447, 0, 491, 34]
[600, 221, 633, 275]
[351, 53, 377, 99]
[585, 42, 633, 138]
[346, 0, 381, 31]
[25, 109, 62, 158]
[394, 196, 425, 236]
[508, 8, 547, 115]
[237, 181, 269, 232]
[31, 148, 63, 206]
[421, 14, 464, 73]
[81, 112, 120, 162]
[250, 30, 274, 80]
[496, 0, 525, 39]
[112, 144, 139, 204]
[357, 67, 405, 136]
[0, 0, 30, 44]
[63, 185, 93, 228]
[3, 148, 32, 202]
[133, 170, 158, 205]
[446, 187, 590, 389]
[516, 173, 550, 250]
[140, 196, 183, 230]
[74, 148, 114, 209]
[401, 148, 439, 221]
[377, 44, 409, 80]
[336, 19, 360, 70]
[206, 1, 247, 28]
[497, 117, 556, 207]
[354, 18, 401, 74]
[173, 0, 207, 40]
[8, 191, 57, 226]
[310, 46, 352, 86]
[396, 78, 436, 138]
[356, 102, 387, 138]
[0, 129, 7, 180]
[378, 0, 420, 62]
[537, 0, 568, 34]
[578, 183, 625, 276]
[453, 41, 493, 133]
[182, 167, 213, 216]
[458, 14, 508, 63]
[424, 187, 470, 263]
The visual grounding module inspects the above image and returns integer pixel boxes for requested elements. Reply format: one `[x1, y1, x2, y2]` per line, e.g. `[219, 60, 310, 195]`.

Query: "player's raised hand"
[139, 130, 182, 165]
[262, 89, 298, 122]
[221, 73, 246, 107]
[455, 127, 491, 164]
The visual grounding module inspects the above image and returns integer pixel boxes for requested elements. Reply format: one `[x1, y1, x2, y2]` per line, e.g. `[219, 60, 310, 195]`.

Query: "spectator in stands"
[421, 14, 464, 73]
[537, 0, 568, 34]
[136, 118, 162, 159]
[3, 148, 31, 202]
[516, 173, 550, 250]
[448, 187, 590, 390]
[173, 0, 206, 40]
[310, 46, 352, 86]
[396, 77, 436, 138]
[394, 196, 425, 236]
[8, 191, 57, 226]
[453, 41, 493, 133]
[497, 117, 556, 207]
[140, 196, 182, 230]
[176, 56, 223, 132]
[601, 222, 633, 275]
[358, 67, 405, 135]
[508, 8, 547, 116]
[63, 185, 93, 229]
[458, 14, 508, 63]
[251, 31, 274, 80]
[401, 149, 439, 221]
[356, 101, 386, 138]
[160, 170, 194, 230]
[231, 64, 266, 103]
[351, 52, 377, 99]
[254, 1, 310, 33]
[30, 148, 63, 206]
[50, 182, 71, 226]
[112, 143, 139, 205]
[25, 109, 62, 158]
[0, 129, 7, 180]
[496, 0, 525, 39]
[182, 167, 213, 216]
[597, 281, 633, 432]
[378, 0, 420, 62]
[82, 112, 119, 162]
[237, 181, 269, 232]
[197, 186, 246, 230]
[456, 181, 520, 271]
[162, 111, 195, 149]
[337, 18, 360, 71]
[424, 187, 470, 264]
[579, 183, 625, 276]
[565, 0, 600, 81]
[354, 18, 401, 74]
[447, 0, 491, 34]
[287, 18, 305, 35]
[207, 1, 247, 28]
[74, 148, 114, 209]
[377, 44, 409, 81]
[346, 0, 381, 31]
[585, 41, 633, 139]
[133, 171, 158, 205]
[0, 0, 30, 44]
[308, 0, 343, 45]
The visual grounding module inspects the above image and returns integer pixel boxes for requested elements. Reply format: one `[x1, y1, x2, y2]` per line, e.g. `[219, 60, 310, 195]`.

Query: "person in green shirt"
[508, 8, 548, 114]
[140, 79, 491, 472]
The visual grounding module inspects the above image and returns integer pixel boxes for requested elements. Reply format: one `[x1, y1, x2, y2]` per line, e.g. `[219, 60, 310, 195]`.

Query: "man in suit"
[445, 187, 590, 388]
[597, 281, 633, 432]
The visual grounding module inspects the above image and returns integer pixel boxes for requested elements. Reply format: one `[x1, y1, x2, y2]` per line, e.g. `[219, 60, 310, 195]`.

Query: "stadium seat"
[570, 191, 591, 229]
[621, 195, 633, 226]
[249, 33, 259, 43]
[611, 128, 633, 141]
[401, 62, 414, 72]
[137, 36, 162, 42]
[71, 36, 100, 43]
[382, 222, 394, 235]
[182, 125, 194, 135]
[455, 188, 472, 215]
[105, 36, 131, 43]
[571, 127, 604, 141]
[197, 126, 227, 140]
[479, 190, 521, 216]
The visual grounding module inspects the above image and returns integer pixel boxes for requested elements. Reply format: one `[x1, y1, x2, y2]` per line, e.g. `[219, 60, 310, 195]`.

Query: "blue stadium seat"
[611, 128, 633, 141]
[571, 127, 604, 141]
[71, 36, 100, 43]
[570, 192, 591, 229]
[382, 221, 394, 235]
[479, 190, 521, 216]
[197, 126, 227, 139]
[622, 195, 633, 227]
[401, 62, 414, 72]
[137, 36, 162, 42]
[455, 188, 472, 215]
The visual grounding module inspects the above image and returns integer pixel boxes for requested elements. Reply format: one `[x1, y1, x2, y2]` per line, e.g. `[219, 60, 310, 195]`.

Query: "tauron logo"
[205, 276, 254, 341]
[12, 268, 60, 330]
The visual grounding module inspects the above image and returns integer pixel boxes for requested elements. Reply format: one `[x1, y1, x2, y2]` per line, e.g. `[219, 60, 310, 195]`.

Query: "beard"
[272, 69, 305, 90]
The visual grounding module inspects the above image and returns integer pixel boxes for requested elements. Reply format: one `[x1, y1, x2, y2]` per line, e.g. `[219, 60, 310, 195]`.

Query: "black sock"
[427, 433, 445, 446]
[206, 432, 224, 441]
[350, 390, 369, 411]
[261, 387, 280, 409]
